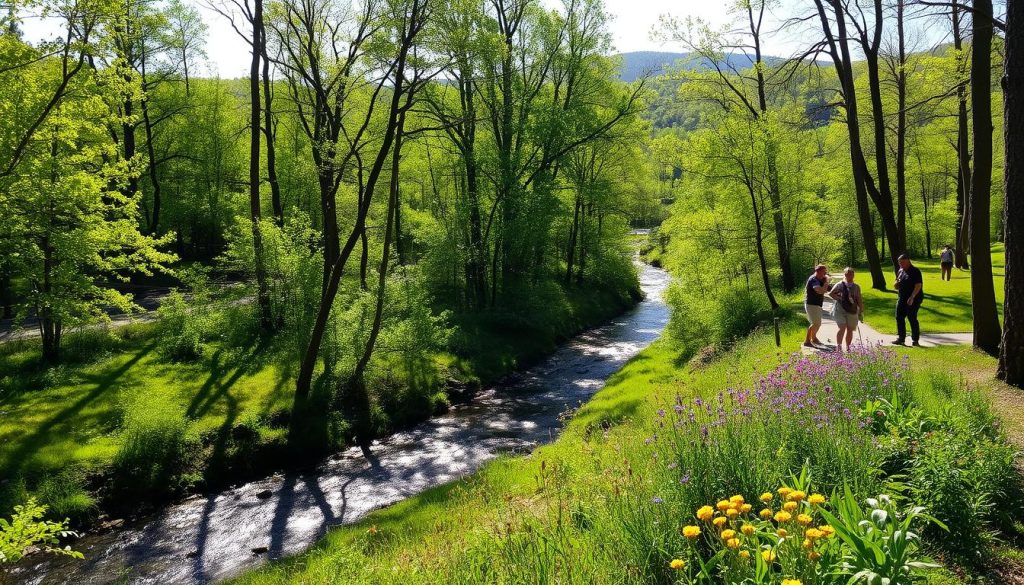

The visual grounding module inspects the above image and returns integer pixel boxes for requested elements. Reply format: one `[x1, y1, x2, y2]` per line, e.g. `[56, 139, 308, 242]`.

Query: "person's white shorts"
[834, 305, 859, 330]
[805, 304, 823, 327]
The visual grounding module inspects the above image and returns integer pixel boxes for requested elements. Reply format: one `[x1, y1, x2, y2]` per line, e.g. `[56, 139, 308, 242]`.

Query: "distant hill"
[616, 51, 779, 82]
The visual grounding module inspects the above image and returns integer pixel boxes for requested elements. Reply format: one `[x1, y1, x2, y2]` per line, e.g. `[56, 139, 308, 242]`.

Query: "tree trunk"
[565, 194, 581, 285]
[954, 0, 972, 268]
[998, 0, 1023, 384]
[895, 0, 908, 251]
[969, 0, 1001, 355]
[748, 185, 779, 310]
[815, 0, 887, 289]
[260, 17, 283, 227]
[249, 0, 272, 331]
[141, 93, 162, 233]
[352, 111, 405, 385]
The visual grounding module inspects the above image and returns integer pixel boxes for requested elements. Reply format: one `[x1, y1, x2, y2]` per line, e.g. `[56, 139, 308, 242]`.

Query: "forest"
[1, 0, 1023, 583]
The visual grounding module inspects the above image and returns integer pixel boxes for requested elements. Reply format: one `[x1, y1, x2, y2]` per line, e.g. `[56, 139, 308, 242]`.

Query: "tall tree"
[812, 0, 887, 289]
[660, 0, 797, 292]
[998, 0, 1022, 383]
[294, 0, 430, 400]
[952, 0, 972, 268]
[969, 0, 1001, 354]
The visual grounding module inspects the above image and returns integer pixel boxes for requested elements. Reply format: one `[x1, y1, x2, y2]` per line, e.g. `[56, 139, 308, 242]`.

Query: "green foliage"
[0, 498, 82, 566]
[111, 393, 191, 499]
[819, 490, 942, 585]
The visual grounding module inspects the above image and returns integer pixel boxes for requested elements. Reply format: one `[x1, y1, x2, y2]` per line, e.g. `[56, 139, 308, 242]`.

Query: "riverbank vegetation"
[229, 322, 1024, 585]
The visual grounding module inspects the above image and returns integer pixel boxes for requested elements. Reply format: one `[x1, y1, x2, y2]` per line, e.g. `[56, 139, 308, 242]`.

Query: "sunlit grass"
[859, 246, 1005, 335]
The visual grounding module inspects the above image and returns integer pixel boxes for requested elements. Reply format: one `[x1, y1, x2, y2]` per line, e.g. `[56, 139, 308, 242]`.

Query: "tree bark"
[998, 0, 1023, 384]
[259, 17, 283, 227]
[969, 0, 1001, 354]
[954, 0, 972, 268]
[895, 0, 908, 251]
[249, 0, 273, 331]
[814, 0, 887, 289]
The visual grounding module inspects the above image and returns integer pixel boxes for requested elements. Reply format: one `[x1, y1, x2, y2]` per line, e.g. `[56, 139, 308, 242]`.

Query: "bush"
[156, 268, 219, 362]
[0, 498, 82, 568]
[111, 394, 190, 500]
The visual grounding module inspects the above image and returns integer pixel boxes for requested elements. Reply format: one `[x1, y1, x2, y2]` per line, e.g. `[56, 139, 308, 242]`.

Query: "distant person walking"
[893, 254, 924, 346]
[829, 267, 864, 352]
[940, 245, 954, 281]
[804, 264, 831, 348]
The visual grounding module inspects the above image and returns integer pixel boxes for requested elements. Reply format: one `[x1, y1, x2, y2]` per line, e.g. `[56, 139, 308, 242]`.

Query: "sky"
[19, 0, 804, 79]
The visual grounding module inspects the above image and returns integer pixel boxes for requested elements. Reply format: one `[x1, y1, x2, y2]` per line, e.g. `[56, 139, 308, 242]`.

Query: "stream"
[21, 261, 670, 585]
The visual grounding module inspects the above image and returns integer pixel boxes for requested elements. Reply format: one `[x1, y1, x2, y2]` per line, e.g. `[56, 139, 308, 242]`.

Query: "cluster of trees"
[0, 0, 656, 425]
[650, 0, 1022, 380]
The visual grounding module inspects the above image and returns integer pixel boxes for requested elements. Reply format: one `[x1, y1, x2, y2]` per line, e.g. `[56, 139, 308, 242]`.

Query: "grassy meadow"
[228, 320, 1024, 585]
[859, 247, 1005, 335]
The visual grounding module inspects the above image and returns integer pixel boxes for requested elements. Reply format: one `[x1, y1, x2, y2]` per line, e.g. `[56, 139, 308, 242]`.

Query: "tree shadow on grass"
[3, 341, 157, 475]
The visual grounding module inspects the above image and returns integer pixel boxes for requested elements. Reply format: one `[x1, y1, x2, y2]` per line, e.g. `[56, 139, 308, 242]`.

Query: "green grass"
[0, 282, 636, 522]
[859, 246, 1005, 335]
[228, 322, 1024, 585]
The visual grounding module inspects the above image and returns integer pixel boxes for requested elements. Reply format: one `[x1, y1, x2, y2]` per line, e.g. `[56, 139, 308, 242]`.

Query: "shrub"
[111, 394, 190, 499]
[0, 498, 82, 568]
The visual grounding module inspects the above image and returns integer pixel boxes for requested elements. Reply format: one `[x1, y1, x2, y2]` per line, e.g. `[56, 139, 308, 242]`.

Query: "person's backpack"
[835, 282, 857, 313]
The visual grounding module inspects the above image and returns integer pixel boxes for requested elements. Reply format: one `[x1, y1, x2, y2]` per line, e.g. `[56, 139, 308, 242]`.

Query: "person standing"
[804, 264, 831, 348]
[893, 254, 924, 346]
[939, 245, 954, 281]
[829, 267, 864, 352]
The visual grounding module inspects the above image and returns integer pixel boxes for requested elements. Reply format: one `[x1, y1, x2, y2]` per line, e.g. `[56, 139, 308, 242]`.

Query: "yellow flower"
[804, 528, 823, 540]
[774, 511, 792, 523]
[713, 516, 728, 528]
[367, 525, 378, 535]
[741, 524, 755, 536]
[789, 490, 806, 502]
[759, 492, 774, 503]
[759, 508, 773, 520]
[716, 499, 732, 512]
[781, 580, 803, 585]
[670, 559, 685, 570]
[777, 528, 788, 538]
[726, 508, 739, 519]
[729, 494, 745, 504]
[802, 538, 813, 549]
[808, 551, 822, 561]
[783, 501, 798, 512]
[739, 550, 751, 560]
[808, 493, 826, 506]
[740, 503, 753, 513]
[697, 506, 715, 522]
[726, 537, 741, 549]
[682, 525, 701, 539]
[721, 529, 737, 540]
[797, 514, 813, 526]
[778, 487, 792, 498]
[761, 550, 777, 563]
[819, 525, 835, 537]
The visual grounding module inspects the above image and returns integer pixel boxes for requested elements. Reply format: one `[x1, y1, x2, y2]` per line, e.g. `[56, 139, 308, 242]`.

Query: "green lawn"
[229, 322, 1024, 585]
[860, 246, 1005, 335]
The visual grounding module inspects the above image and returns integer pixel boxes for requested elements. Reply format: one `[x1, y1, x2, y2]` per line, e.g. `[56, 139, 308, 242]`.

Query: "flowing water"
[21, 262, 670, 585]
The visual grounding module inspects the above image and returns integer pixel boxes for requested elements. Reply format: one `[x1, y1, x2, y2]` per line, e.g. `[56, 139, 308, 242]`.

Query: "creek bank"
[20, 263, 669, 585]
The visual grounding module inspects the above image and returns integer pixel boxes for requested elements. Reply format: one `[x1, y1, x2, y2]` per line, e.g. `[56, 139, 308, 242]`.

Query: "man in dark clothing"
[893, 254, 924, 346]
[803, 264, 830, 348]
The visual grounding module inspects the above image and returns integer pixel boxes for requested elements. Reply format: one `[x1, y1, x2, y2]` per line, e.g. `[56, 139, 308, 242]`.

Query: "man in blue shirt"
[893, 254, 924, 346]
[803, 264, 830, 348]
